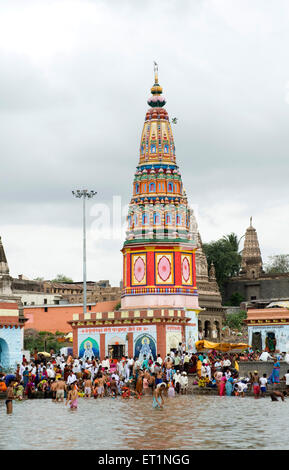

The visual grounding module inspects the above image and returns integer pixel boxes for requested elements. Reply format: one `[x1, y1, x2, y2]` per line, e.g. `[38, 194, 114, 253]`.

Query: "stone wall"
[224, 277, 289, 303]
[238, 360, 289, 378]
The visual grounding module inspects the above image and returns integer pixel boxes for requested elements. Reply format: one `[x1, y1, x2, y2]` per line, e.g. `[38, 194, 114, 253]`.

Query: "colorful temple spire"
[121, 67, 200, 311]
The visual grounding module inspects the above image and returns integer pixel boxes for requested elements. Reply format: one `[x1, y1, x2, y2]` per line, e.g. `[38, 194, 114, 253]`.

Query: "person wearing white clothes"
[20, 363, 26, 380]
[284, 369, 289, 389]
[259, 351, 274, 361]
[73, 362, 81, 375]
[124, 361, 130, 382]
[47, 365, 55, 379]
[156, 354, 163, 366]
[259, 374, 268, 397]
[223, 359, 231, 367]
[173, 370, 182, 394]
[66, 372, 77, 385]
[225, 370, 231, 380]
[180, 372, 188, 394]
[205, 364, 211, 380]
[102, 357, 110, 371]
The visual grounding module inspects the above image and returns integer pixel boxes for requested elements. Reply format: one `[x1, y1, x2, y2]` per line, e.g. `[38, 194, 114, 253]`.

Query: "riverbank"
[1, 379, 286, 399]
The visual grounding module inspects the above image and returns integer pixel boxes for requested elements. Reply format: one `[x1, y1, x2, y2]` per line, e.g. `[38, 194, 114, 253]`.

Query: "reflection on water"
[0, 395, 288, 450]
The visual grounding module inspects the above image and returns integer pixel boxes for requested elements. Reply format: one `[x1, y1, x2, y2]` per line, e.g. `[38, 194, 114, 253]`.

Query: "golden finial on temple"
[148, 62, 165, 106]
[153, 61, 158, 84]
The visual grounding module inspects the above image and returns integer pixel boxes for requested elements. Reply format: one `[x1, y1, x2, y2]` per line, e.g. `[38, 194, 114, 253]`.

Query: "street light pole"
[72, 189, 97, 315]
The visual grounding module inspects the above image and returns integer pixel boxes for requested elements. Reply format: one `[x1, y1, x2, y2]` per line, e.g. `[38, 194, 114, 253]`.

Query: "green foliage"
[264, 254, 289, 274]
[52, 274, 74, 283]
[225, 292, 245, 307]
[224, 311, 247, 331]
[24, 329, 69, 354]
[203, 232, 242, 295]
[33, 277, 44, 281]
[114, 301, 121, 311]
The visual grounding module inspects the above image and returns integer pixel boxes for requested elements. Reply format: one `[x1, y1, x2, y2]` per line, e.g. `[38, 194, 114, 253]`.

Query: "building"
[0, 237, 27, 370]
[245, 307, 289, 353]
[23, 300, 118, 334]
[43, 280, 121, 304]
[224, 218, 289, 305]
[10, 276, 121, 306]
[69, 67, 201, 359]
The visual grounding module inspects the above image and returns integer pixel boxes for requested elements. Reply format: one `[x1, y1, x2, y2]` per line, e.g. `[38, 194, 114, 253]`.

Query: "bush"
[224, 311, 247, 331]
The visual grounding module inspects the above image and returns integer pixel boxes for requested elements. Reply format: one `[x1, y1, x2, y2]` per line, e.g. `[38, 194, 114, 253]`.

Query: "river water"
[0, 395, 288, 450]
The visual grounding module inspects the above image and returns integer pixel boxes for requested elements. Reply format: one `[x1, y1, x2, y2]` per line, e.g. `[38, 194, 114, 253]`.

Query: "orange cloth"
[0, 382, 7, 392]
[195, 340, 249, 352]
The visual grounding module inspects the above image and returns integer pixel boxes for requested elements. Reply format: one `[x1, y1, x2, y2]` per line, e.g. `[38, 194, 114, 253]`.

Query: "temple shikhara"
[70, 66, 202, 360]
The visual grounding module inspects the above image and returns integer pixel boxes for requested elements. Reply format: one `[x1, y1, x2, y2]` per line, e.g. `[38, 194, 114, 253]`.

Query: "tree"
[224, 311, 247, 331]
[203, 233, 242, 296]
[24, 329, 70, 353]
[222, 233, 243, 253]
[33, 277, 44, 281]
[52, 274, 74, 283]
[264, 254, 289, 274]
[227, 292, 245, 307]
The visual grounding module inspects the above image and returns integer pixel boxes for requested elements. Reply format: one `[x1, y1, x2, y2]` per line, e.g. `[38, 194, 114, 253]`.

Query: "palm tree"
[222, 233, 243, 254]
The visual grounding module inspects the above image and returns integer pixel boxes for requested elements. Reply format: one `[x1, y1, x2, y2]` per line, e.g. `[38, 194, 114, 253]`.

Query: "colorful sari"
[219, 376, 226, 396]
[225, 377, 234, 396]
[269, 361, 280, 384]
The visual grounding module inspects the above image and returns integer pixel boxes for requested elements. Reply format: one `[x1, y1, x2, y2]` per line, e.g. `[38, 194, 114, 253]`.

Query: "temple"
[224, 218, 289, 306]
[195, 233, 224, 340]
[69, 67, 201, 359]
[239, 217, 264, 279]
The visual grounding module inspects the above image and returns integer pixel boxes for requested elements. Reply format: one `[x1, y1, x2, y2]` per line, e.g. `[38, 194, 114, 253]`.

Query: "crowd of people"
[194, 349, 289, 400]
[1, 344, 289, 413]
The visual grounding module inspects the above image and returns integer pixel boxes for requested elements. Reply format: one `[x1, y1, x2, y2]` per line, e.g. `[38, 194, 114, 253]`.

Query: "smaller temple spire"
[209, 262, 216, 280]
[240, 219, 263, 279]
[0, 236, 9, 274]
[0, 236, 13, 295]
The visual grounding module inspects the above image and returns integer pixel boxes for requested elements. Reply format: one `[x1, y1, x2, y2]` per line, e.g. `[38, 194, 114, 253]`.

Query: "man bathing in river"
[84, 377, 92, 398]
[6, 381, 15, 414]
[66, 384, 78, 409]
[270, 390, 287, 402]
[152, 382, 166, 409]
[55, 377, 66, 402]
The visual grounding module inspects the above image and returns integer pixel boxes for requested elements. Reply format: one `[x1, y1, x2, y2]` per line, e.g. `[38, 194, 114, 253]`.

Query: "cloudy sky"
[1, 0, 289, 286]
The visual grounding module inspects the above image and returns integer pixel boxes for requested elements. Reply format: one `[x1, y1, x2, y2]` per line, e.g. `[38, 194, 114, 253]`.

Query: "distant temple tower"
[240, 217, 263, 279]
[121, 64, 200, 311]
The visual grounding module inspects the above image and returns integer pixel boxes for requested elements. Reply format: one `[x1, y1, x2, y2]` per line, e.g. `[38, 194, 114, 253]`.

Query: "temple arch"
[0, 338, 10, 370]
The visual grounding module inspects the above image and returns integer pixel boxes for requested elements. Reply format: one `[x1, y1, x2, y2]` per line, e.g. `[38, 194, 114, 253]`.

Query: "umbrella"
[38, 351, 51, 357]
[65, 332, 73, 343]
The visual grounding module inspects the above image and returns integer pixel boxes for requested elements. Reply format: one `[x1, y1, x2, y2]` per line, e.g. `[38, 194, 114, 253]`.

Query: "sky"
[1, 0, 289, 286]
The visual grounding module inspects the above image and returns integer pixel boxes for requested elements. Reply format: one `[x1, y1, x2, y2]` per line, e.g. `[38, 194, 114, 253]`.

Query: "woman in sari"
[219, 375, 226, 396]
[225, 377, 234, 396]
[196, 359, 202, 378]
[269, 357, 280, 384]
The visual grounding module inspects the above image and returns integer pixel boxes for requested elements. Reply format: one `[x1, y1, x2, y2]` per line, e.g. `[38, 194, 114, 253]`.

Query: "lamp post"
[72, 190, 97, 315]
